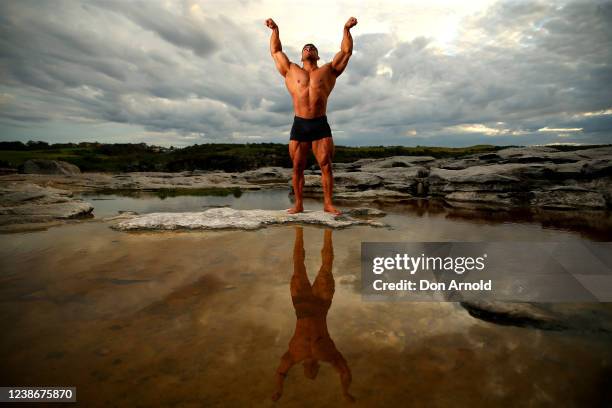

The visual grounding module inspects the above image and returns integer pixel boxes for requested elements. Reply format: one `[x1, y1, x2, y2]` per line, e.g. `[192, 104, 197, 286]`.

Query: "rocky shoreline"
[1, 145, 610, 230]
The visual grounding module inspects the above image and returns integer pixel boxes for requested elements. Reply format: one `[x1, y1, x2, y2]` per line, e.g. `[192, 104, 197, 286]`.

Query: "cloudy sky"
[1, 0, 611, 147]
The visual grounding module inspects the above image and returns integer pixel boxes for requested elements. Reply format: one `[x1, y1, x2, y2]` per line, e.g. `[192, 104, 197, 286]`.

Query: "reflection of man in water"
[272, 227, 354, 402]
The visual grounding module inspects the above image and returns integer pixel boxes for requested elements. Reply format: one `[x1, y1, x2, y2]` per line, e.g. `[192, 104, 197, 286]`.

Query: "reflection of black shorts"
[290, 115, 332, 142]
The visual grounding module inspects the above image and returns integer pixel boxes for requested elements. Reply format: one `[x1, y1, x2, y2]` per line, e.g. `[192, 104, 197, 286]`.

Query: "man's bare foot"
[324, 205, 342, 216]
[287, 205, 304, 214]
[343, 393, 356, 403]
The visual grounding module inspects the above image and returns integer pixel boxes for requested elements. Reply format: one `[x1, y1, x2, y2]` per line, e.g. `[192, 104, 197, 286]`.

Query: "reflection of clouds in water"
[81, 190, 296, 218]
[369, 329, 405, 349]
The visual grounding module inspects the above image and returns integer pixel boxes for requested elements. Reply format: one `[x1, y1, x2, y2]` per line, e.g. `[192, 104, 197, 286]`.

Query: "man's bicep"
[331, 50, 351, 76]
[272, 51, 291, 76]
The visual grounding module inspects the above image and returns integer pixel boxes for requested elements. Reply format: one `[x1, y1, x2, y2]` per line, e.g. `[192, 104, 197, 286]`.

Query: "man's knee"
[319, 159, 332, 174]
[293, 159, 307, 173]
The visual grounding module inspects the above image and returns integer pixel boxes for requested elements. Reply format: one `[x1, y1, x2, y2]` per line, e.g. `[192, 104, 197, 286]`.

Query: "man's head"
[301, 43, 319, 62]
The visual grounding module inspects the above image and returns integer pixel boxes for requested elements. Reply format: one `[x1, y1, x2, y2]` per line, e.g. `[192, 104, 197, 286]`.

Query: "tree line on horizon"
[0, 140, 607, 173]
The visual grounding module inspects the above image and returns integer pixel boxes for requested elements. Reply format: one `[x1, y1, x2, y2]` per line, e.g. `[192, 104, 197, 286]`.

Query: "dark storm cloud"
[88, 1, 219, 58]
[0, 0, 288, 140]
[0, 0, 611, 145]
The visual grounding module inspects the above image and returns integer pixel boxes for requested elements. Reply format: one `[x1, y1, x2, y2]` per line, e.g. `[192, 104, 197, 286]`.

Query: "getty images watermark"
[361, 242, 612, 302]
[372, 251, 490, 291]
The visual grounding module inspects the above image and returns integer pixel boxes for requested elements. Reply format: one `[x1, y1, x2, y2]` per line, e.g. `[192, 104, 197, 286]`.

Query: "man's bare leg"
[288, 140, 310, 214]
[312, 229, 335, 302]
[312, 137, 341, 215]
[291, 227, 312, 296]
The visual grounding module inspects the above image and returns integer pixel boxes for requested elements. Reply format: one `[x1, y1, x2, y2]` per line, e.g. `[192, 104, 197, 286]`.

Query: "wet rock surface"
[0, 182, 93, 227]
[110, 207, 387, 231]
[461, 300, 612, 334]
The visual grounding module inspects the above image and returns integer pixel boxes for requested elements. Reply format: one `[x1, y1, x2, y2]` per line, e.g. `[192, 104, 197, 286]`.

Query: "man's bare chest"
[286, 67, 335, 94]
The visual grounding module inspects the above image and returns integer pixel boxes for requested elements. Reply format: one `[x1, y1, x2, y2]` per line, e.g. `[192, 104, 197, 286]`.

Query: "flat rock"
[429, 165, 526, 184]
[495, 145, 612, 164]
[334, 189, 412, 201]
[461, 300, 562, 330]
[344, 207, 386, 217]
[443, 191, 521, 208]
[299, 172, 384, 193]
[495, 146, 576, 163]
[332, 162, 361, 171]
[437, 158, 489, 170]
[22, 159, 81, 175]
[334, 172, 384, 190]
[241, 167, 291, 184]
[0, 182, 93, 225]
[111, 207, 387, 231]
[532, 188, 607, 209]
[578, 158, 612, 177]
[461, 300, 612, 333]
[0, 171, 260, 193]
[360, 156, 436, 171]
[371, 166, 429, 181]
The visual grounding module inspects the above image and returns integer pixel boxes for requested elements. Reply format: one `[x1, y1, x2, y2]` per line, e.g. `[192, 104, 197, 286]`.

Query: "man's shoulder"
[286, 62, 304, 75]
[310, 62, 332, 72]
[318, 63, 338, 77]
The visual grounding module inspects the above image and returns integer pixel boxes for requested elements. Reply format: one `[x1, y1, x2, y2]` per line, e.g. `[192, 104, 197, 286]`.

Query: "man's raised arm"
[331, 17, 358, 76]
[266, 18, 291, 77]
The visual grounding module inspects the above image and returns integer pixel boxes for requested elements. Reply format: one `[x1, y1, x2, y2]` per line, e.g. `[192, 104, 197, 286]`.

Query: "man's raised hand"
[344, 17, 358, 29]
[265, 18, 278, 30]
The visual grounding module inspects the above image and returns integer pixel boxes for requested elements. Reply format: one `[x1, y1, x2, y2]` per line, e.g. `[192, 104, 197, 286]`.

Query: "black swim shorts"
[290, 115, 332, 142]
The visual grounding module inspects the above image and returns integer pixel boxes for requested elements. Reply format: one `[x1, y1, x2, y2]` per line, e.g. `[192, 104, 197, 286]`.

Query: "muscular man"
[265, 17, 358, 215]
[272, 227, 354, 403]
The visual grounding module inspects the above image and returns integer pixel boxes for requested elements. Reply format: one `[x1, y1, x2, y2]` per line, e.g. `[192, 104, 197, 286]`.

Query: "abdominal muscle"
[292, 93, 328, 118]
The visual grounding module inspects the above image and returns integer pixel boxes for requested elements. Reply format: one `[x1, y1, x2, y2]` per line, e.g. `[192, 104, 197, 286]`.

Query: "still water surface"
[1, 190, 610, 406]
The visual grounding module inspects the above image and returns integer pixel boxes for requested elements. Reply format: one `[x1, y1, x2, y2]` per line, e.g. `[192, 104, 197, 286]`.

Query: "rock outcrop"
[111, 207, 387, 231]
[22, 159, 81, 175]
[241, 167, 292, 184]
[461, 300, 612, 334]
[304, 146, 612, 210]
[0, 182, 93, 225]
